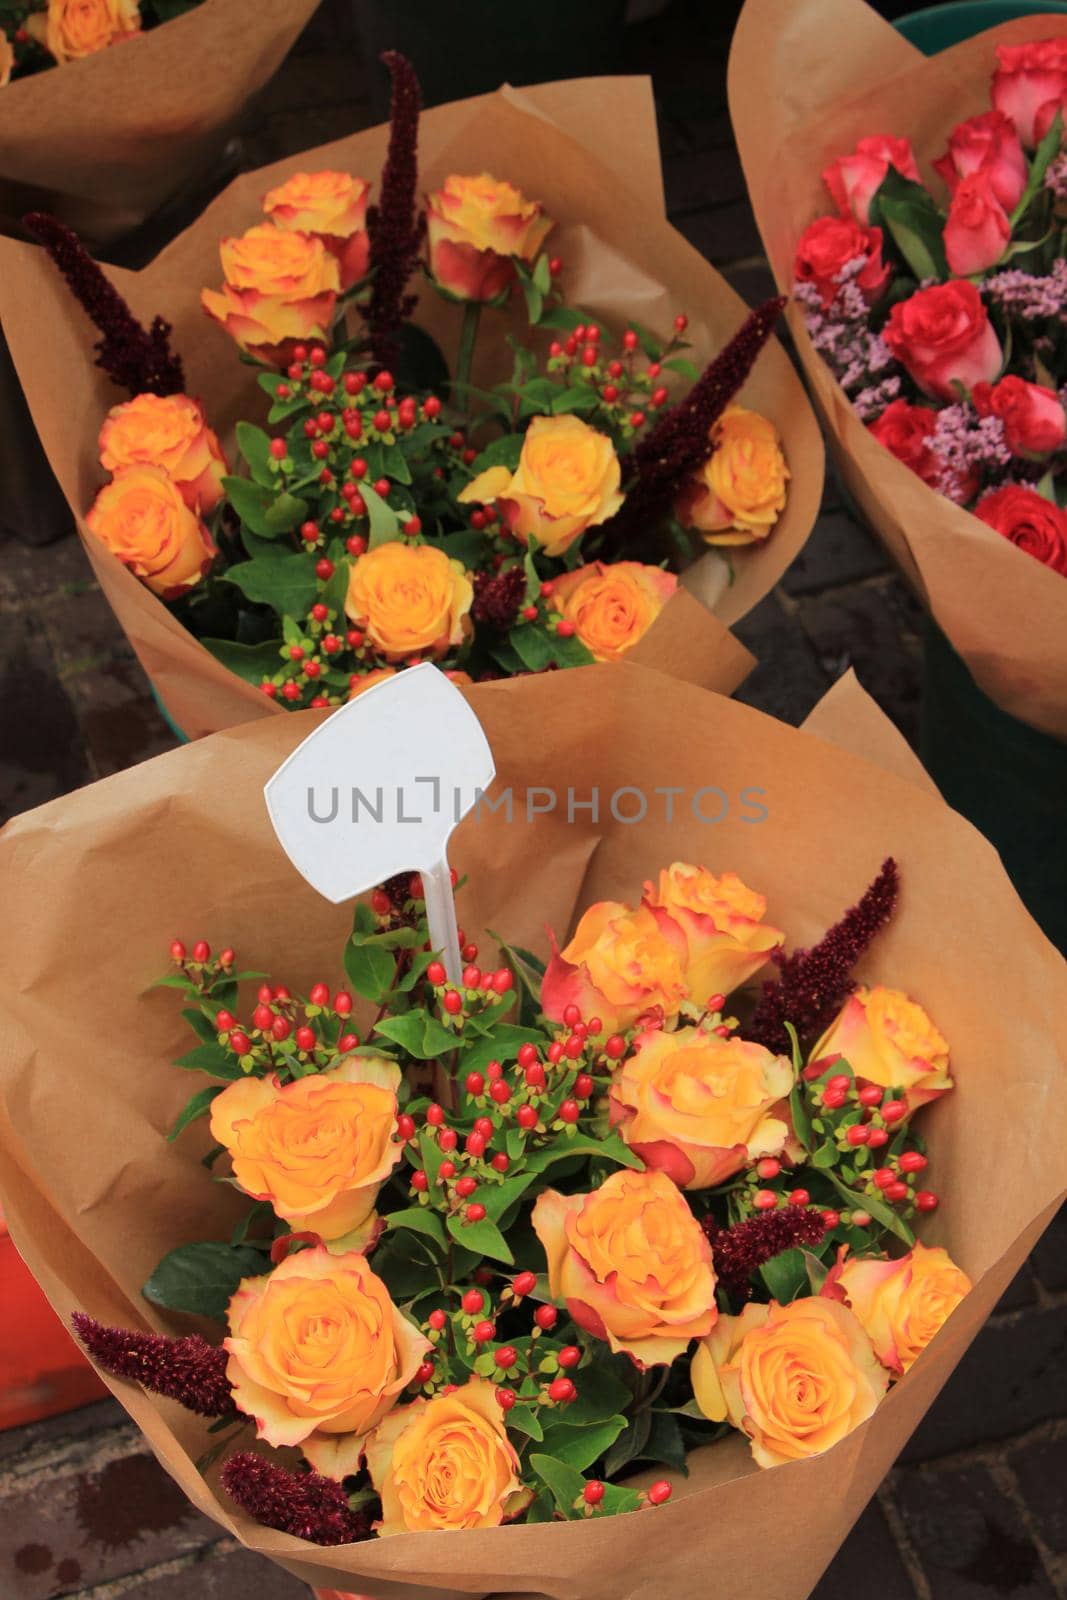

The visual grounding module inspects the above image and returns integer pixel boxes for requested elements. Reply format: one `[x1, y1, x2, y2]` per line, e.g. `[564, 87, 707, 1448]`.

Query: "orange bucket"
[0, 1206, 105, 1429]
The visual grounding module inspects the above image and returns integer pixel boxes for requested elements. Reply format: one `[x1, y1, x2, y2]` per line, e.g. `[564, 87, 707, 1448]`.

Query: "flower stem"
[454, 301, 482, 413]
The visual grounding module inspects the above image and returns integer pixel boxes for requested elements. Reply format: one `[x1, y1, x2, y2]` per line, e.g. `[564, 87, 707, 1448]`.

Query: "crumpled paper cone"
[0, 76, 822, 737]
[728, 0, 1067, 741]
[0, 662, 1063, 1600]
[0, 0, 321, 249]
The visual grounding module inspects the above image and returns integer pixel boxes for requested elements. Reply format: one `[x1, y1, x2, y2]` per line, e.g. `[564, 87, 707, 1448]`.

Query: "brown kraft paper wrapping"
[0, 662, 1064, 1600]
[0, 0, 322, 248]
[0, 77, 821, 736]
[728, 0, 1067, 741]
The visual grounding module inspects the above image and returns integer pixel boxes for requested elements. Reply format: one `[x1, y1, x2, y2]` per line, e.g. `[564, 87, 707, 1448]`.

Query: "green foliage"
[143, 1242, 266, 1321]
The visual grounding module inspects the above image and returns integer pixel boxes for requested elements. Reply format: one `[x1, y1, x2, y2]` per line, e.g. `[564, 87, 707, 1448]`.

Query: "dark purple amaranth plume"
[222, 1452, 372, 1545]
[472, 564, 525, 629]
[600, 296, 786, 551]
[71, 1312, 235, 1418]
[23, 213, 185, 396]
[702, 1208, 827, 1303]
[747, 857, 900, 1057]
[365, 51, 426, 367]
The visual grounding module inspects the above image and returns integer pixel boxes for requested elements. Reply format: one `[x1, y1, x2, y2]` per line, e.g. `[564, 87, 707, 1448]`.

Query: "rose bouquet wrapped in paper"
[729, 0, 1067, 741]
[0, 0, 319, 247]
[0, 662, 1063, 1600]
[0, 63, 822, 736]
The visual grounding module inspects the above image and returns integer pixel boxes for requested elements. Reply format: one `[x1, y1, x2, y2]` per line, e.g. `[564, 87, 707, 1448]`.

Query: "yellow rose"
[645, 863, 784, 1004]
[676, 406, 789, 546]
[41, 0, 139, 62]
[532, 1167, 717, 1366]
[98, 393, 227, 514]
[0, 33, 14, 85]
[365, 1378, 524, 1534]
[426, 172, 553, 303]
[609, 1024, 793, 1189]
[547, 561, 676, 662]
[225, 1246, 429, 1479]
[263, 171, 371, 291]
[460, 415, 623, 558]
[692, 1297, 889, 1468]
[810, 984, 952, 1111]
[86, 465, 215, 598]
[201, 222, 340, 363]
[209, 1054, 402, 1242]
[345, 542, 473, 662]
[834, 1242, 972, 1375]
[541, 899, 688, 1035]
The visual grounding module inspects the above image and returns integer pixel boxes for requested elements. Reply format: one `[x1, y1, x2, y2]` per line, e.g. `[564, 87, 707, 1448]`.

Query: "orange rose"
[209, 1053, 402, 1243]
[263, 171, 371, 291]
[459, 415, 623, 557]
[834, 1243, 972, 1375]
[40, 0, 139, 62]
[541, 899, 688, 1035]
[609, 1024, 793, 1189]
[365, 1379, 524, 1534]
[201, 223, 339, 363]
[692, 1297, 888, 1468]
[347, 666, 397, 700]
[345, 542, 473, 662]
[86, 465, 215, 599]
[0, 33, 14, 85]
[548, 561, 676, 662]
[98, 393, 227, 513]
[810, 984, 952, 1111]
[645, 863, 784, 1004]
[533, 1168, 717, 1366]
[676, 406, 789, 546]
[426, 173, 553, 302]
[225, 1247, 429, 1479]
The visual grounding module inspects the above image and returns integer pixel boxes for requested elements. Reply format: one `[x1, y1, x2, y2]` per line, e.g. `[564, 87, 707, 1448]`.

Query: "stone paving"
[0, 2, 1064, 1598]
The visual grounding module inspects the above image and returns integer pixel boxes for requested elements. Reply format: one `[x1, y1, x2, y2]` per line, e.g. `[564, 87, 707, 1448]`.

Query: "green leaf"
[526, 1130, 643, 1174]
[603, 1408, 651, 1476]
[469, 433, 524, 476]
[201, 638, 283, 687]
[529, 1452, 585, 1518]
[539, 1415, 628, 1471]
[811, 1139, 838, 1170]
[235, 421, 275, 487]
[1011, 110, 1064, 227]
[642, 1410, 689, 1472]
[481, 1171, 539, 1223]
[222, 475, 284, 538]
[446, 1210, 513, 1265]
[505, 1402, 544, 1441]
[381, 442, 413, 486]
[174, 1043, 243, 1080]
[537, 305, 585, 332]
[553, 1361, 632, 1425]
[344, 939, 397, 1003]
[224, 554, 319, 619]
[456, 1024, 544, 1078]
[533, 253, 552, 297]
[263, 491, 309, 535]
[759, 1246, 807, 1303]
[181, 1007, 219, 1045]
[826, 1170, 915, 1246]
[167, 1085, 223, 1141]
[143, 1241, 266, 1321]
[374, 1010, 456, 1059]
[869, 167, 947, 281]
[385, 1208, 447, 1249]
[362, 483, 402, 548]
[662, 356, 700, 381]
[551, 387, 600, 416]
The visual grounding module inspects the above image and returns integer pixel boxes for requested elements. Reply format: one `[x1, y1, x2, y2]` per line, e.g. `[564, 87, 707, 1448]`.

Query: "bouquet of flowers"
[729, 0, 1067, 740]
[0, 67, 823, 735]
[0, 663, 1061, 1600]
[0, 0, 318, 246]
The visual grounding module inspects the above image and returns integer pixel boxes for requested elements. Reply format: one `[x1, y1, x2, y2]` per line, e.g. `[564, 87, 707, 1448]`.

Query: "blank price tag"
[264, 664, 495, 983]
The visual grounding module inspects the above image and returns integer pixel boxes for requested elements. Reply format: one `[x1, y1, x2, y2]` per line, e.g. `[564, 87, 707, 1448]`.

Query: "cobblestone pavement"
[0, 3, 1064, 1598]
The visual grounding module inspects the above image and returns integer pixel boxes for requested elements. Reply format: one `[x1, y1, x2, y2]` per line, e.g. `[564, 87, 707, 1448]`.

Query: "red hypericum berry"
[295, 1025, 316, 1050]
[373, 478, 391, 500]
[472, 1318, 495, 1342]
[867, 1127, 890, 1149]
[873, 1167, 896, 1190]
[299, 521, 319, 545]
[466, 1132, 487, 1159]
[822, 1087, 847, 1109]
[170, 939, 186, 961]
[753, 1189, 778, 1211]
[623, 329, 639, 351]
[915, 1190, 939, 1212]
[852, 1210, 873, 1227]
[602, 383, 619, 403]
[517, 1105, 538, 1130]
[827, 1073, 852, 1093]
[443, 990, 463, 1016]
[821, 1209, 841, 1229]
[270, 1016, 291, 1042]
[192, 940, 210, 962]
[574, 1073, 594, 1099]
[557, 619, 576, 638]
[584, 1481, 605, 1506]
[858, 1084, 884, 1107]
[308, 981, 329, 1005]
[524, 1061, 546, 1089]
[461, 941, 478, 962]
[490, 1080, 510, 1106]
[397, 1113, 416, 1141]
[310, 603, 328, 623]
[269, 438, 287, 460]
[456, 1176, 478, 1199]
[427, 960, 446, 985]
[282, 682, 301, 701]
[303, 418, 319, 439]
[229, 1030, 251, 1056]
[495, 1345, 518, 1370]
[788, 1189, 811, 1207]
[846, 1125, 870, 1146]
[882, 1100, 907, 1124]
[259, 681, 277, 697]
[486, 1059, 503, 1080]
[534, 1305, 558, 1331]
[465, 1071, 485, 1096]
[886, 1181, 909, 1203]
[373, 370, 394, 393]
[370, 888, 392, 916]
[309, 695, 329, 708]
[511, 1271, 537, 1298]
[215, 1009, 235, 1030]
[548, 1377, 576, 1404]
[438, 1127, 458, 1153]
[562, 1003, 581, 1027]
[304, 660, 323, 679]
[333, 990, 353, 1015]
[491, 1151, 510, 1173]
[756, 1157, 781, 1180]
[424, 395, 442, 418]
[604, 1034, 626, 1060]
[415, 1359, 435, 1384]
[648, 1480, 673, 1506]
[458, 1291, 484, 1318]
[496, 1386, 516, 1411]
[547, 1042, 564, 1064]
[428, 1308, 448, 1333]
[462, 964, 481, 990]
[651, 386, 669, 407]
[558, 1345, 581, 1369]
[559, 1099, 580, 1124]
[474, 1117, 494, 1139]
[564, 1034, 583, 1060]
[287, 362, 303, 379]
[439, 1160, 456, 1180]
[490, 968, 513, 994]
[900, 1151, 928, 1174]
[411, 1170, 429, 1192]
[425, 1103, 445, 1127]
[517, 1043, 539, 1068]
[581, 345, 597, 367]
[315, 558, 335, 581]
[311, 440, 330, 460]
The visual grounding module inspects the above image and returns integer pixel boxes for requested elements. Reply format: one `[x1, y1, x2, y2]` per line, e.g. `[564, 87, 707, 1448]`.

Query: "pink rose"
[972, 375, 1067, 456]
[991, 38, 1067, 147]
[943, 173, 1011, 276]
[793, 215, 891, 307]
[822, 135, 921, 224]
[973, 485, 1067, 576]
[933, 111, 1028, 212]
[867, 399, 943, 489]
[883, 281, 1002, 400]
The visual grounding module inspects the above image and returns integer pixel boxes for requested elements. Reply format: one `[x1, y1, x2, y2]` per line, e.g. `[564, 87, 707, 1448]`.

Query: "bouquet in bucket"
[74, 851, 970, 1541]
[1, 0, 204, 85]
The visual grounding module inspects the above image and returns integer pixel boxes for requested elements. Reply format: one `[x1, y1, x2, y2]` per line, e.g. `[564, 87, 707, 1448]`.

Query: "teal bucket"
[896, 0, 1067, 53]
[150, 683, 189, 745]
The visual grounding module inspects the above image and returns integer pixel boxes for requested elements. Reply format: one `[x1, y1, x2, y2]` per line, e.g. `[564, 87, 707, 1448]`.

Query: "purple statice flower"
[929, 403, 1012, 504]
[1044, 152, 1067, 204]
[985, 258, 1067, 322]
[850, 374, 903, 421]
[794, 271, 906, 403]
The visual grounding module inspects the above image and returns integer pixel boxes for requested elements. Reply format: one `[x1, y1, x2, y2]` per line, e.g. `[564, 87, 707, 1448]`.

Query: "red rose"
[991, 38, 1067, 147]
[867, 399, 943, 488]
[822, 135, 921, 225]
[943, 172, 1011, 277]
[883, 281, 1002, 401]
[794, 216, 891, 307]
[972, 376, 1067, 456]
[933, 111, 1028, 212]
[973, 485, 1067, 575]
